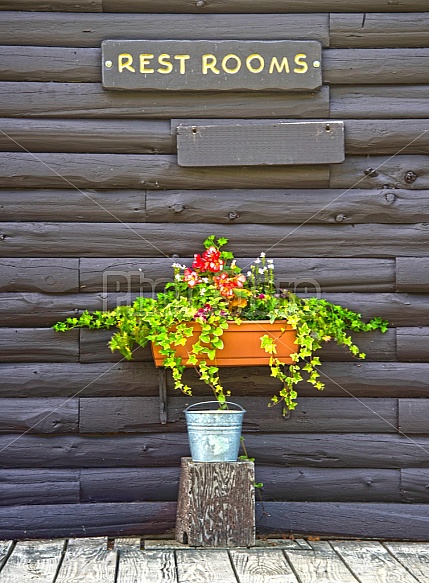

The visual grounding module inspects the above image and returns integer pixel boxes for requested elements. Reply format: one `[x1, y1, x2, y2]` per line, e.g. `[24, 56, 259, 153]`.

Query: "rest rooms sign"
[102, 40, 322, 91]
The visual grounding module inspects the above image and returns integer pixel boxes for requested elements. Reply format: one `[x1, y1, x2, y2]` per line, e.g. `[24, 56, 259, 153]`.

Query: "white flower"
[200, 288, 206, 295]
[258, 268, 265, 275]
[254, 258, 261, 264]
[175, 274, 181, 281]
[202, 277, 209, 283]
[267, 259, 274, 264]
[268, 263, 274, 269]
[171, 262, 186, 269]
[247, 271, 252, 276]
[231, 260, 236, 268]
[260, 252, 266, 258]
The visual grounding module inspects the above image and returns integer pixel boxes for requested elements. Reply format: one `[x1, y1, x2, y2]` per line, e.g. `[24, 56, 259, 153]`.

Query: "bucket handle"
[184, 401, 246, 413]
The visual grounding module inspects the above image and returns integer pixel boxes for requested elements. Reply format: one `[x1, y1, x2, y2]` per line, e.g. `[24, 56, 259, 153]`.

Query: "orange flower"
[183, 268, 202, 287]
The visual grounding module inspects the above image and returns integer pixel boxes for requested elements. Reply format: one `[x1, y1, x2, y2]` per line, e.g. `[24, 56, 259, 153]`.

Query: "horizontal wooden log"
[2, 362, 428, 400]
[1, 433, 429, 469]
[0, 82, 329, 119]
[0, 328, 78, 362]
[0, 362, 158, 397]
[80, 467, 180, 502]
[174, 361, 429, 399]
[324, 48, 429, 85]
[80, 466, 401, 503]
[256, 467, 400, 502]
[0, 502, 175, 539]
[397, 328, 429, 362]
[0, 0, 101, 10]
[330, 155, 429, 190]
[3, 223, 429, 258]
[330, 13, 429, 48]
[0, 258, 78, 292]
[0, 189, 146, 222]
[3, 292, 426, 327]
[0, 46, 100, 83]
[80, 256, 395, 293]
[79, 329, 150, 363]
[101, 0, 429, 12]
[396, 258, 429, 292]
[400, 469, 429, 502]
[0, 398, 78, 433]
[0, 119, 172, 153]
[331, 86, 429, 119]
[0, 13, 329, 47]
[3, 47, 428, 86]
[318, 329, 395, 362]
[398, 400, 429, 435]
[0, 153, 329, 189]
[0, 470, 80, 506]
[147, 188, 429, 224]
[79, 396, 398, 434]
[256, 502, 429, 540]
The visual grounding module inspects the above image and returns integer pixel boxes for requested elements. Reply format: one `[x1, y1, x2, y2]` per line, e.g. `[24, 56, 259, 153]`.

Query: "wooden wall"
[1, 1, 429, 540]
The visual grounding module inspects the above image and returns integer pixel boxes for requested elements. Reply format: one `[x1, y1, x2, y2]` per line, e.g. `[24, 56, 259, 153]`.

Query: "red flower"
[192, 246, 224, 273]
[214, 272, 246, 298]
[183, 268, 202, 287]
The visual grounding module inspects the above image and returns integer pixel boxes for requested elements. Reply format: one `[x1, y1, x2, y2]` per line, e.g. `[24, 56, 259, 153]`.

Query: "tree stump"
[175, 457, 255, 547]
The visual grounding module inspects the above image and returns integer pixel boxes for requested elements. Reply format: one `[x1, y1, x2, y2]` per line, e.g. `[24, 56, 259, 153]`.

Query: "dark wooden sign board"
[177, 121, 344, 166]
[102, 39, 322, 92]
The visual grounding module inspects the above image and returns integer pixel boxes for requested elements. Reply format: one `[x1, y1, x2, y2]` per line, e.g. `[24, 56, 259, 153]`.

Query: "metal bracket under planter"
[158, 368, 168, 425]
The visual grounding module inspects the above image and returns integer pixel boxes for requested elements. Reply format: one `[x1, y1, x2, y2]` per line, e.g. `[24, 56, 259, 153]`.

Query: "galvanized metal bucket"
[184, 401, 246, 462]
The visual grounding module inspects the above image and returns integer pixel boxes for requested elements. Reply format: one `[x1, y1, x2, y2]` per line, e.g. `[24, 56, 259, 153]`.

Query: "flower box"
[151, 320, 297, 367]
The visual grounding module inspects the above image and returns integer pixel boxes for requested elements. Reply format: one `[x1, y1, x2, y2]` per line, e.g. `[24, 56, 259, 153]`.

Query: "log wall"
[1, 2, 429, 541]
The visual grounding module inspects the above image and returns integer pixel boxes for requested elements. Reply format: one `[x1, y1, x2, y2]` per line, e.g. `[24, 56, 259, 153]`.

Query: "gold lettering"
[174, 54, 191, 74]
[294, 53, 308, 73]
[202, 54, 220, 75]
[269, 56, 290, 74]
[118, 53, 135, 73]
[221, 54, 241, 74]
[246, 54, 264, 74]
[158, 53, 173, 74]
[139, 54, 154, 74]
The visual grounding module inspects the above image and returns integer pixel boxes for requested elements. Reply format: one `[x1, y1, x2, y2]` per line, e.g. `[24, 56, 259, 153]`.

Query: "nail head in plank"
[331, 541, 420, 583]
[177, 122, 344, 167]
[0, 539, 65, 583]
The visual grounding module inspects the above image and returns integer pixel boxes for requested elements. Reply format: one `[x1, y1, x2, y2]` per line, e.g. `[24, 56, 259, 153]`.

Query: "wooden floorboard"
[1, 538, 429, 582]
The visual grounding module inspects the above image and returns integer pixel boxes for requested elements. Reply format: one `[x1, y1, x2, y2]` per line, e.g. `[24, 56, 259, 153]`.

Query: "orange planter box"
[151, 320, 297, 367]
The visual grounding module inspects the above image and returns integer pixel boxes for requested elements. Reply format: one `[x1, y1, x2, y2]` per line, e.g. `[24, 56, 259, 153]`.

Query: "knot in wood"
[196, 0, 205, 6]
[171, 254, 180, 259]
[405, 171, 417, 184]
[227, 211, 239, 220]
[0, 234, 5, 240]
[384, 192, 396, 203]
[335, 214, 346, 223]
[364, 167, 378, 178]
[171, 203, 184, 213]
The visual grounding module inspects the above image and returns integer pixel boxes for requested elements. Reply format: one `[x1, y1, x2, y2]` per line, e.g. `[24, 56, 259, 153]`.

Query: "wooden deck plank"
[115, 538, 177, 583]
[0, 539, 64, 583]
[383, 543, 429, 583]
[331, 541, 420, 583]
[230, 549, 299, 583]
[0, 541, 13, 568]
[55, 538, 117, 583]
[285, 540, 360, 582]
[175, 550, 238, 583]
